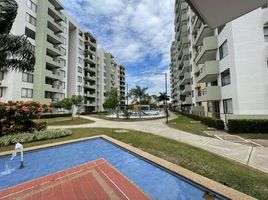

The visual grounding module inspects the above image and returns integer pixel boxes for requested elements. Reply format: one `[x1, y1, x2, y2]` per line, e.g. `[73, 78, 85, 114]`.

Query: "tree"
[103, 88, 120, 118]
[128, 86, 148, 118]
[71, 95, 83, 118]
[0, 0, 35, 71]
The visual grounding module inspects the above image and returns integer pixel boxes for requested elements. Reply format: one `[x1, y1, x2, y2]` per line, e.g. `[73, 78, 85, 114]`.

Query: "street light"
[155, 73, 168, 123]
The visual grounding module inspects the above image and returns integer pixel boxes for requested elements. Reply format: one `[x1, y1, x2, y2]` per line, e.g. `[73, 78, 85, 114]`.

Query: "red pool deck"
[0, 158, 150, 200]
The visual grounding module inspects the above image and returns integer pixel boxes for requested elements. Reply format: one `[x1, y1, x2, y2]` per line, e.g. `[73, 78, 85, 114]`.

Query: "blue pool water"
[0, 138, 225, 199]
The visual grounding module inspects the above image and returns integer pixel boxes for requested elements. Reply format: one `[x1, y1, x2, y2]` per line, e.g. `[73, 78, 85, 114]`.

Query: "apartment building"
[0, 0, 125, 112]
[170, 0, 268, 120]
[96, 48, 126, 112]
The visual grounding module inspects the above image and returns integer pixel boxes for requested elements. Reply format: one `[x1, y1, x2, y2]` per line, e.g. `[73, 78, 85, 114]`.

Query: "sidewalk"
[50, 113, 268, 174]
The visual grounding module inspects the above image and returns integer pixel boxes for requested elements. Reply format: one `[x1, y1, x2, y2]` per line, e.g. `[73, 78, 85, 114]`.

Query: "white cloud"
[60, 0, 175, 95]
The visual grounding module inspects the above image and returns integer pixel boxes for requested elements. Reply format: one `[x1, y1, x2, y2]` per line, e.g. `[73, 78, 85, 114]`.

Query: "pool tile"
[0, 158, 150, 200]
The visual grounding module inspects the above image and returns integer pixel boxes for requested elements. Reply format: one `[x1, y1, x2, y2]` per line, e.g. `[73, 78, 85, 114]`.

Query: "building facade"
[96, 48, 126, 112]
[0, 0, 125, 112]
[170, 0, 268, 120]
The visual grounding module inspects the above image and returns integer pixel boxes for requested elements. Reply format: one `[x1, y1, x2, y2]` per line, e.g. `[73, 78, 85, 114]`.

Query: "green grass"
[88, 113, 165, 122]
[0, 128, 267, 199]
[34, 117, 94, 126]
[168, 114, 211, 137]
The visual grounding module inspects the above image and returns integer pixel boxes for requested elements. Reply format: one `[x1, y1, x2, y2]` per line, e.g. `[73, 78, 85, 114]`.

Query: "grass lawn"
[88, 113, 165, 122]
[0, 128, 267, 199]
[34, 117, 94, 126]
[168, 114, 211, 137]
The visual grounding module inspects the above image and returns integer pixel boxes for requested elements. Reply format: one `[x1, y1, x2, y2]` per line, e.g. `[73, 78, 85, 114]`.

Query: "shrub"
[39, 113, 71, 119]
[0, 129, 72, 146]
[228, 119, 268, 133]
[179, 112, 225, 130]
[1, 121, 47, 135]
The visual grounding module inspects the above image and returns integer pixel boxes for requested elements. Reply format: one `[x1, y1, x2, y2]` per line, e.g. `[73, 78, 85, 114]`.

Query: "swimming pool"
[0, 138, 225, 199]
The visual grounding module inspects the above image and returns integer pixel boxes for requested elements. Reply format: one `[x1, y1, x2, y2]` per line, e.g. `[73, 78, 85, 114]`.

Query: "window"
[78, 66, 82, 73]
[223, 99, 233, 114]
[26, 13, 36, 26]
[0, 88, 3, 97]
[218, 24, 226, 35]
[219, 40, 228, 60]
[0, 71, 4, 81]
[25, 27, 35, 40]
[221, 68, 231, 86]
[21, 88, 33, 98]
[60, 58, 66, 67]
[78, 76, 82, 83]
[60, 70, 66, 77]
[60, 81, 65, 89]
[79, 39, 83, 46]
[264, 26, 268, 42]
[78, 57, 83, 64]
[22, 72, 33, 83]
[79, 48, 83, 55]
[77, 85, 82, 93]
[27, 0, 37, 13]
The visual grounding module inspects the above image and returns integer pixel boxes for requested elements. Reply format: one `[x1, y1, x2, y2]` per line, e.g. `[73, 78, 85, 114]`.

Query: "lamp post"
[155, 73, 168, 123]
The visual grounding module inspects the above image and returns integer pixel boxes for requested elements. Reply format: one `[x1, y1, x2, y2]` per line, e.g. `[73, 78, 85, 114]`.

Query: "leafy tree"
[103, 88, 120, 118]
[0, 0, 35, 71]
[128, 86, 148, 118]
[71, 95, 83, 118]
[158, 92, 170, 102]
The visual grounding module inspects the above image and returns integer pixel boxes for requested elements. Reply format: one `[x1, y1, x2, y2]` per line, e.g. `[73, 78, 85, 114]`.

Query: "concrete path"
[50, 112, 268, 174]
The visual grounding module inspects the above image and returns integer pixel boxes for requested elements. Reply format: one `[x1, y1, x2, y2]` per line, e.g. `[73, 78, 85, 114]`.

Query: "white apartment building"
[170, 0, 268, 121]
[96, 48, 126, 112]
[0, 0, 125, 112]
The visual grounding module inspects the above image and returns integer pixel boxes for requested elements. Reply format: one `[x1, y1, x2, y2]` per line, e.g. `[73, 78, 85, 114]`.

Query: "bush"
[1, 121, 47, 135]
[0, 129, 72, 146]
[40, 113, 71, 119]
[179, 112, 225, 130]
[228, 119, 268, 133]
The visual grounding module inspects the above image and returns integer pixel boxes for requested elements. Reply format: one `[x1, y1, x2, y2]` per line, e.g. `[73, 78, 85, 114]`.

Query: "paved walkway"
[50, 112, 268, 174]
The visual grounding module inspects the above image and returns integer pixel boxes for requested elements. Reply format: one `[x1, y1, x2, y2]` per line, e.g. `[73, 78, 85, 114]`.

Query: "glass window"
[264, 26, 268, 42]
[78, 76, 82, 83]
[79, 39, 83, 46]
[27, 0, 37, 13]
[0, 71, 4, 80]
[78, 66, 82, 73]
[219, 40, 228, 60]
[25, 27, 35, 40]
[77, 85, 82, 93]
[79, 48, 83, 55]
[26, 13, 36, 26]
[22, 72, 33, 83]
[223, 99, 233, 114]
[221, 68, 231, 86]
[21, 88, 33, 98]
[78, 57, 83, 64]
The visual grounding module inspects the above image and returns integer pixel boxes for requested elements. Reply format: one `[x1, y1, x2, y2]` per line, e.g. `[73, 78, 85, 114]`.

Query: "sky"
[59, 0, 175, 96]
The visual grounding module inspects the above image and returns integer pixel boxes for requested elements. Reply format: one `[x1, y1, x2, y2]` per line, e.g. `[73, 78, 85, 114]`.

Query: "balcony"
[47, 28, 64, 45]
[45, 70, 64, 80]
[195, 36, 218, 65]
[180, 72, 191, 85]
[44, 84, 63, 93]
[182, 96, 192, 105]
[196, 61, 220, 83]
[84, 101, 96, 107]
[84, 75, 96, 81]
[46, 56, 64, 68]
[84, 83, 95, 90]
[196, 86, 221, 102]
[46, 42, 64, 56]
[194, 23, 214, 46]
[0, 79, 8, 88]
[181, 84, 191, 95]
[181, 60, 190, 74]
[84, 65, 96, 73]
[84, 93, 96, 98]
[48, 1, 65, 22]
[84, 56, 96, 65]
[49, 0, 64, 10]
[47, 15, 64, 33]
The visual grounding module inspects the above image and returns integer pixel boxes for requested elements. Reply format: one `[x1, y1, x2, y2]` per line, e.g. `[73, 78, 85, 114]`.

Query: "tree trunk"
[139, 101, 141, 119]
[71, 105, 74, 120]
[116, 107, 119, 119]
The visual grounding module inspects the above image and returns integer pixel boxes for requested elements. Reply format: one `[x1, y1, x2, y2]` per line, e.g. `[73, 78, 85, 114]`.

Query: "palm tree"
[0, 0, 35, 72]
[128, 86, 148, 118]
[158, 92, 170, 111]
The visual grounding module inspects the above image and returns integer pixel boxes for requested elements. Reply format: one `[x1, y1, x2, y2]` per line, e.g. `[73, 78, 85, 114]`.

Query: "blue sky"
[59, 0, 175, 95]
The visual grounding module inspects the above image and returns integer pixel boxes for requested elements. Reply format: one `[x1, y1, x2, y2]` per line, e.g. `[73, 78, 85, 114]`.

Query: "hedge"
[227, 119, 268, 133]
[39, 113, 72, 119]
[0, 129, 72, 146]
[179, 112, 225, 130]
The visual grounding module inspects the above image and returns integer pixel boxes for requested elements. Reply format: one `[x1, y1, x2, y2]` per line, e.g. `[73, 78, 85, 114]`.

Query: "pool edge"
[0, 135, 256, 200]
